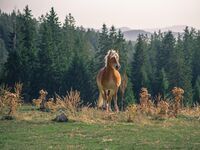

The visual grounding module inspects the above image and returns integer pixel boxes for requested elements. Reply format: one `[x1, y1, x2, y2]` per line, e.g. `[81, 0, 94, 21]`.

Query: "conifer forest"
[0, 6, 200, 106]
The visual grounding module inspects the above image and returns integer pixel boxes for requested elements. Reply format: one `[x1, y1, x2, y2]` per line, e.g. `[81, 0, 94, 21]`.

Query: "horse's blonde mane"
[104, 49, 119, 67]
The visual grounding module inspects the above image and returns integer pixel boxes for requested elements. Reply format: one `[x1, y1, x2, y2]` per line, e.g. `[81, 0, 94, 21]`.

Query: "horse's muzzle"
[115, 65, 121, 70]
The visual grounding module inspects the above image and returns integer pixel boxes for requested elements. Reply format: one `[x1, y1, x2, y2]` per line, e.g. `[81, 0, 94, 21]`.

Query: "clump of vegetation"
[23, 86, 200, 124]
[32, 89, 48, 110]
[138, 88, 155, 115]
[156, 94, 170, 117]
[172, 87, 184, 116]
[32, 89, 81, 116]
[55, 89, 81, 115]
[126, 104, 137, 122]
[0, 83, 23, 117]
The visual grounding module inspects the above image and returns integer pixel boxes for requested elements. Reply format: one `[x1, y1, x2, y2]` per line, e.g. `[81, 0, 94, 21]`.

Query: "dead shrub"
[32, 89, 81, 116]
[32, 89, 48, 110]
[139, 87, 155, 115]
[154, 94, 169, 117]
[55, 89, 81, 116]
[172, 87, 184, 116]
[0, 83, 23, 116]
[126, 104, 137, 122]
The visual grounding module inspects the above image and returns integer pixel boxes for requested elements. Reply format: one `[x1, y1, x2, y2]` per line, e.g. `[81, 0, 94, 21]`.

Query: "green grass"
[0, 105, 200, 150]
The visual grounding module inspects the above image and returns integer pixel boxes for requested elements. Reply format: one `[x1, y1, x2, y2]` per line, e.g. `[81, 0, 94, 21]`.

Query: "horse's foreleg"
[114, 90, 119, 112]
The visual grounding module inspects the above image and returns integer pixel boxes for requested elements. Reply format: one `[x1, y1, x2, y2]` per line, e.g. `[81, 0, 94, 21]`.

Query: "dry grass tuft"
[56, 89, 81, 115]
[126, 104, 137, 122]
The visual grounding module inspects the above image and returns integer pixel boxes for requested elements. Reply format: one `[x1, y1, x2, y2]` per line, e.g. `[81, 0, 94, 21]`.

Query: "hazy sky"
[0, 0, 199, 29]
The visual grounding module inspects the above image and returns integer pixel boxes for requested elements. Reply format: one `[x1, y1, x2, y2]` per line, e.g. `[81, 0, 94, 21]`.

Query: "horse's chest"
[102, 73, 116, 89]
[103, 79, 115, 89]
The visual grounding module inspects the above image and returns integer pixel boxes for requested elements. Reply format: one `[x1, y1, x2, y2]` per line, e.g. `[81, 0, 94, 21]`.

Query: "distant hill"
[121, 25, 198, 41]
[144, 25, 193, 33]
[87, 25, 197, 41]
[117, 27, 132, 32]
[123, 30, 151, 41]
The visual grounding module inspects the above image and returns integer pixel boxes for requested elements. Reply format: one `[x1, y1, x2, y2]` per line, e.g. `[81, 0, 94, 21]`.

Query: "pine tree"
[4, 6, 38, 100]
[148, 31, 163, 95]
[109, 25, 117, 48]
[159, 68, 169, 97]
[0, 39, 8, 82]
[63, 51, 94, 104]
[155, 31, 175, 96]
[96, 24, 110, 69]
[37, 7, 62, 94]
[131, 34, 149, 101]
[193, 76, 200, 104]
[183, 27, 195, 67]
[192, 31, 200, 85]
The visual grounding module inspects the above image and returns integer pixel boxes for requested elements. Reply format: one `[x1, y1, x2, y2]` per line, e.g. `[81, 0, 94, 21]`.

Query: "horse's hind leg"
[114, 89, 119, 112]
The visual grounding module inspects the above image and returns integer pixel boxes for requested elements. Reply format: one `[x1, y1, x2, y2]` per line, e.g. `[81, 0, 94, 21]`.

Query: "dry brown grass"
[155, 94, 170, 118]
[172, 87, 184, 116]
[138, 87, 155, 115]
[32, 89, 81, 116]
[55, 89, 81, 115]
[1, 85, 199, 124]
[180, 105, 200, 119]
[0, 83, 23, 116]
[32, 89, 48, 110]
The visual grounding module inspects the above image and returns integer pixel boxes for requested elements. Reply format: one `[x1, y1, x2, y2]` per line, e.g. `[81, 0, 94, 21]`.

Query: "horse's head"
[105, 49, 120, 70]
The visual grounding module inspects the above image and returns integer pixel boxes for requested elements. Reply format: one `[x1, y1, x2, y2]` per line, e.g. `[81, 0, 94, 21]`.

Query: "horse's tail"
[97, 92, 104, 108]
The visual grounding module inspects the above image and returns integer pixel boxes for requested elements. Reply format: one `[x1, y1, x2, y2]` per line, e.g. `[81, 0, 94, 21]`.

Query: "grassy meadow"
[0, 105, 200, 150]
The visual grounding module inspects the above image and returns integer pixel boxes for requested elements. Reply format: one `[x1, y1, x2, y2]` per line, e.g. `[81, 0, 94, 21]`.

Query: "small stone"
[53, 113, 68, 122]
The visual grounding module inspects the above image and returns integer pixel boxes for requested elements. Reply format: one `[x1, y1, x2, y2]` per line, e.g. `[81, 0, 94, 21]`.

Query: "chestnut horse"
[96, 50, 121, 112]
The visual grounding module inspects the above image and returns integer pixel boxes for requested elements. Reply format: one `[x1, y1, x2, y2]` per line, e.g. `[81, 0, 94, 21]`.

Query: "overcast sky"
[0, 0, 199, 29]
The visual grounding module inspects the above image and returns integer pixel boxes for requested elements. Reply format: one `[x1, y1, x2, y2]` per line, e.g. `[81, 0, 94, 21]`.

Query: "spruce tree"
[37, 7, 62, 94]
[63, 51, 94, 104]
[96, 24, 110, 69]
[192, 31, 200, 85]
[148, 32, 163, 95]
[131, 34, 149, 101]
[0, 39, 8, 82]
[5, 6, 38, 100]
[193, 76, 200, 104]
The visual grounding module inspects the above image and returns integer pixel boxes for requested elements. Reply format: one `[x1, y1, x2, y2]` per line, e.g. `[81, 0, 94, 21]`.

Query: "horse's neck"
[105, 65, 116, 73]
[106, 65, 113, 70]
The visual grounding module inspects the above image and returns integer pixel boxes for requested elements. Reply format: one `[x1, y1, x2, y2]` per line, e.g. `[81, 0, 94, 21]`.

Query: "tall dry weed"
[0, 83, 23, 116]
[154, 94, 170, 117]
[172, 87, 184, 116]
[139, 87, 155, 115]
